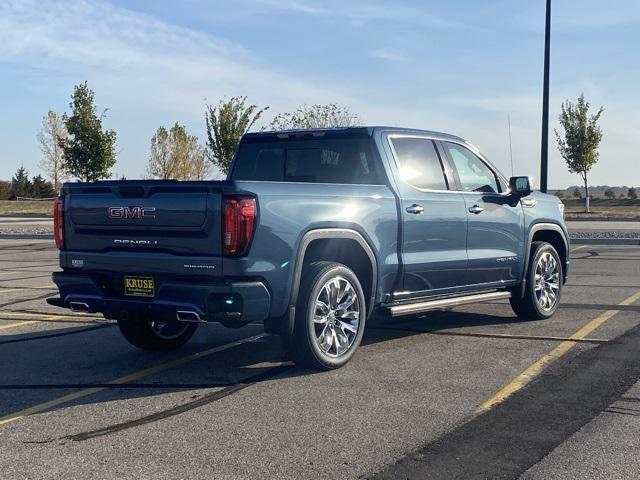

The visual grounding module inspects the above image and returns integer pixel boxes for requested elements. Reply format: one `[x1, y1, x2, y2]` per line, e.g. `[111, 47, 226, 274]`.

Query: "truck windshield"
[231, 137, 385, 185]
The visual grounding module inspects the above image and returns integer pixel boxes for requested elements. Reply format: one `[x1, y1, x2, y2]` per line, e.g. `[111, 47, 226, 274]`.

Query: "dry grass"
[0, 200, 54, 216]
[561, 198, 640, 218]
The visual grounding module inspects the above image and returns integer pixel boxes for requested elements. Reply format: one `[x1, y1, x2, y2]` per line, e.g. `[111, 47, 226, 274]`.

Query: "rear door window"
[390, 137, 448, 191]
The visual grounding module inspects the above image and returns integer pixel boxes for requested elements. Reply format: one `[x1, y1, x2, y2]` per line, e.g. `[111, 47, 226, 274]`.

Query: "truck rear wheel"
[117, 315, 197, 351]
[510, 241, 563, 320]
[283, 261, 366, 370]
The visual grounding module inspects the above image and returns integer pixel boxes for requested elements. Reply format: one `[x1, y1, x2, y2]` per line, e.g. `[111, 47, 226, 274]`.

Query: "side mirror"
[509, 176, 532, 196]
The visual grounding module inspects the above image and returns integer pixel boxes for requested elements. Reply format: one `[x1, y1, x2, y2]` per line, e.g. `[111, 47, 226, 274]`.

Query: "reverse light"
[223, 196, 256, 256]
[53, 196, 64, 249]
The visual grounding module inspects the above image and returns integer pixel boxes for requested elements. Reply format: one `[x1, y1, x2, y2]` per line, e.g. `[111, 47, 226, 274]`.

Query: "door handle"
[468, 205, 484, 214]
[406, 204, 424, 215]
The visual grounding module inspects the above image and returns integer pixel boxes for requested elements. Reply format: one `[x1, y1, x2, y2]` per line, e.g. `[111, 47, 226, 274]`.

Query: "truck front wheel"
[510, 241, 563, 320]
[117, 315, 197, 351]
[284, 261, 367, 370]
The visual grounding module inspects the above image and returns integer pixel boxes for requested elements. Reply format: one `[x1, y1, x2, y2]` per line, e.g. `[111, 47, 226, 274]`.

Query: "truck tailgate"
[63, 181, 225, 259]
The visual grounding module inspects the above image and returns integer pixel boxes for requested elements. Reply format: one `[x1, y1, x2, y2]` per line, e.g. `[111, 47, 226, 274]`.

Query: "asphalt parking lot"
[0, 239, 639, 479]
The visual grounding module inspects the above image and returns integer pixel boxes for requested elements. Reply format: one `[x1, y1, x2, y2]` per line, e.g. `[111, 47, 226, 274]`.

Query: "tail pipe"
[69, 301, 90, 313]
[175, 310, 204, 323]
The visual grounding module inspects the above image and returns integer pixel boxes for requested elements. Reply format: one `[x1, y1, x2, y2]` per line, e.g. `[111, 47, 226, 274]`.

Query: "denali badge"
[113, 239, 158, 245]
[108, 206, 156, 219]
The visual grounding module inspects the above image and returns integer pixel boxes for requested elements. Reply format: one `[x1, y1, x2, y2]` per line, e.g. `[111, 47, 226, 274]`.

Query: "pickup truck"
[48, 127, 569, 369]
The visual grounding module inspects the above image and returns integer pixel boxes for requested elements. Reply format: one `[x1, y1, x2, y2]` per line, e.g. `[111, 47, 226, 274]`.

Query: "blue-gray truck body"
[49, 127, 569, 338]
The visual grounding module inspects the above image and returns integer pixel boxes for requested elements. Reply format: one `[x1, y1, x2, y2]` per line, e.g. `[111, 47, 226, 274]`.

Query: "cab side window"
[444, 142, 499, 193]
[390, 137, 448, 191]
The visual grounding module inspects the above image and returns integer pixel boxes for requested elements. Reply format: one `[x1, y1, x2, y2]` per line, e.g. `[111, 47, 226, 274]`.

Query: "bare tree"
[147, 123, 208, 180]
[37, 110, 68, 190]
[147, 126, 173, 180]
[269, 103, 361, 130]
[190, 144, 210, 180]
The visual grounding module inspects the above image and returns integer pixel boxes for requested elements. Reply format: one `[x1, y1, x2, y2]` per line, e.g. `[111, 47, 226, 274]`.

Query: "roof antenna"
[507, 113, 514, 176]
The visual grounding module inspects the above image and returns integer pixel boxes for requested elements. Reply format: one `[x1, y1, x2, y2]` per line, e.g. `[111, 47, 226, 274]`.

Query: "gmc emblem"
[108, 206, 156, 219]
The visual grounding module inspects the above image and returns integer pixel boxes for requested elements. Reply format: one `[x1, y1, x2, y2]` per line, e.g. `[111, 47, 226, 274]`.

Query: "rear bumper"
[47, 271, 271, 325]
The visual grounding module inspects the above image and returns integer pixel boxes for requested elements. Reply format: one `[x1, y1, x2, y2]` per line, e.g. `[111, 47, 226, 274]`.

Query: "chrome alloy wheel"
[313, 276, 361, 358]
[148, 320, 190, 340]
[534, 252, 560, 311]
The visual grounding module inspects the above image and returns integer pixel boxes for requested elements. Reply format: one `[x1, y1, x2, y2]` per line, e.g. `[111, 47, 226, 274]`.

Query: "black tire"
[117, 315, 197, 351]
[283, 261, 367, 370]
[510, 241, 563, 320]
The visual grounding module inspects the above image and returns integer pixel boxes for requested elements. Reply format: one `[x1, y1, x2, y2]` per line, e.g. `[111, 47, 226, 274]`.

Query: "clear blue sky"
[1, 0, 638, 188]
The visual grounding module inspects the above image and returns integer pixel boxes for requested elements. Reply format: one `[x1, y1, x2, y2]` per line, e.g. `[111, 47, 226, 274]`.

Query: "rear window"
[231, 138, 385, 185]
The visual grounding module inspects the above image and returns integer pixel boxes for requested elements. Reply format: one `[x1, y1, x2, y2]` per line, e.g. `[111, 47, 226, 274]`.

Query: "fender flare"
[277, 228, 378, 335]
[515, 222, 569, 299]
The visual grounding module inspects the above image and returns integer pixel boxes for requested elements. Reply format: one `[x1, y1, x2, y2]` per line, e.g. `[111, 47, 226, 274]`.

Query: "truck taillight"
[53, 196, 64, 250]
[223, 196, 256, 256]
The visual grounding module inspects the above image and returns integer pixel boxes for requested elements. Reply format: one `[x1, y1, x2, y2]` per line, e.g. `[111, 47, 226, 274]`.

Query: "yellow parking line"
[0, 311, 84, 317]
[570, 245, 587, 253]
[0, 288, 26, 294]
[0, 312, 73, 320]
[0, 333, 267, 427]
[0, 312, 102, 324]
[0, 286, 55, 291]
[0, 312, 104, 326]
[0, 313, 56, 320]
[0, 320, 38, 331]
[477, 290, 640, 413]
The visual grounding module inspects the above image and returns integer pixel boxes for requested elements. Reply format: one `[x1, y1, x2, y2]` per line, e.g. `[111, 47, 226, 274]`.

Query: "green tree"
[60, 82, 117, 182]
[0, 181, 11, 200]
[205, 96, 268, 176]
[31, 174, 57, 198]
[629, 187, 638, 199]
[554, 94, 604, 213]
[10, 166, 32, 199]
[573, 187, 582, 199]
[147, 123, 209, 180]
[604, 188, 615, 199]
[269, 103, 361, 130]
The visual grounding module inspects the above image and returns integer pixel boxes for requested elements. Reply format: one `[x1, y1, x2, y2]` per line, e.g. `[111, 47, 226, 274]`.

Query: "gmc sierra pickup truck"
[48, 127, 569, 369]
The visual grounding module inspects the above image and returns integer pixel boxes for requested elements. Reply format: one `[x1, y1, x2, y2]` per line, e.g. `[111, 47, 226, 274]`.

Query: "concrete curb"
[566, 216, 640, 222]
[570, 238, 640, 246]
[0, 234, 54, 240]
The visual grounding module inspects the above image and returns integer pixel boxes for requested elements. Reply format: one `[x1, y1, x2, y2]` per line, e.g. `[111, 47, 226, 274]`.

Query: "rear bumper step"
[48, 271, 271, 326]
[386, 291, 511, 318]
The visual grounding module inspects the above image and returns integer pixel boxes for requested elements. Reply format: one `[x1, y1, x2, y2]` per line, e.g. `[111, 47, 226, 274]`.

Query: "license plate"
[124, 276, 155, 297]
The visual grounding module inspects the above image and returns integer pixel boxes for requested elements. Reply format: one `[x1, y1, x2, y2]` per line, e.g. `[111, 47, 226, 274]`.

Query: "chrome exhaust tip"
[175, 310, 203, 323]
[69, 301, 90, 313]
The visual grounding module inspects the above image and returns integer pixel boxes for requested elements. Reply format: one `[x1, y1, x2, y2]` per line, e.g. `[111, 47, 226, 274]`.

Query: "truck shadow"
[0, 306, 526, 432]
[363, 307, 535, 344]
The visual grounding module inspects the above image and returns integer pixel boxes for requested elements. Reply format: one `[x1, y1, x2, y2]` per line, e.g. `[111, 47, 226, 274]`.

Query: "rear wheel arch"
[278, 229, 378, 335]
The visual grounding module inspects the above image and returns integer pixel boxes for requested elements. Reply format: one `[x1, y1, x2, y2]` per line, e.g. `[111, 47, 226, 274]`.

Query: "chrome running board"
[387, 291, 511, 318]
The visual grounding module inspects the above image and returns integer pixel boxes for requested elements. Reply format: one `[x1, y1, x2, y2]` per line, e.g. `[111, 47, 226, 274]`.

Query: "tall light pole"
[540, 0, 551, 192]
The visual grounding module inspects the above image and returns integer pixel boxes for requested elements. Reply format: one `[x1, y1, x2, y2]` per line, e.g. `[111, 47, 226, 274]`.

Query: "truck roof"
[242, 126, 466, 143]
